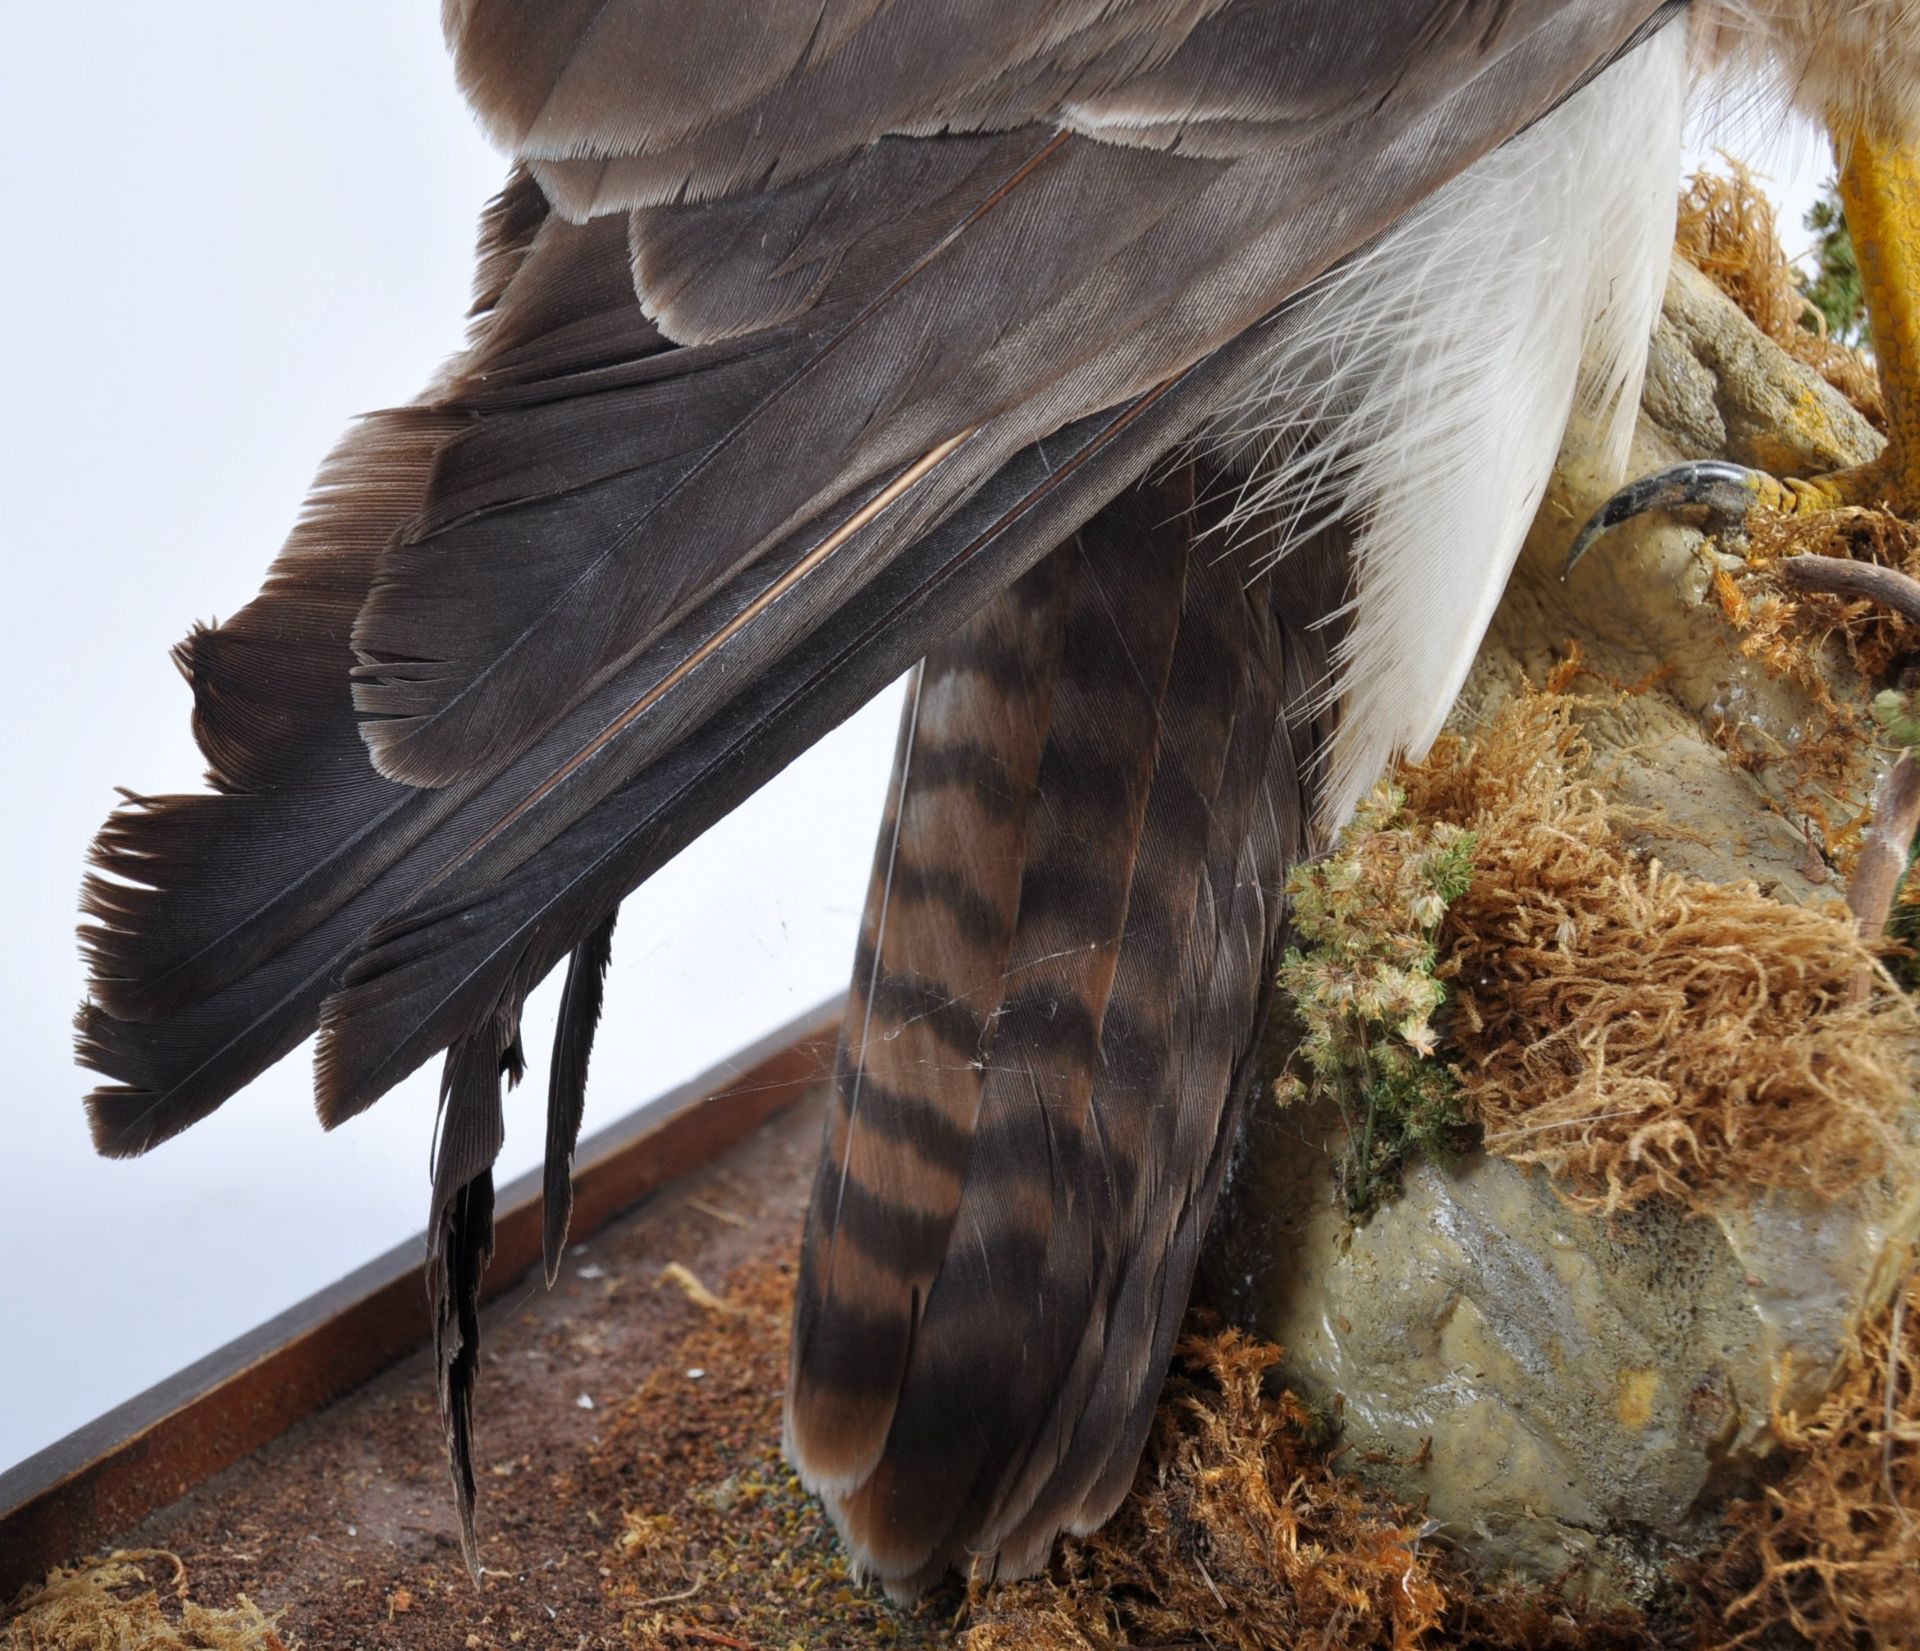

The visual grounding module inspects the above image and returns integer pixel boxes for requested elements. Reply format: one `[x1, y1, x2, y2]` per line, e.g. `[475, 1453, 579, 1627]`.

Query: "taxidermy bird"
[77, 0, 1920, 1600]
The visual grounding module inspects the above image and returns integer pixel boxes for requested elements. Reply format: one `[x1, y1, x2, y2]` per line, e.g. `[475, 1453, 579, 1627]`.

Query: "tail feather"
[787, 542, 1075, 1497]
[428, 1020, 520, 1577]
[784, 469, 1350, 1594]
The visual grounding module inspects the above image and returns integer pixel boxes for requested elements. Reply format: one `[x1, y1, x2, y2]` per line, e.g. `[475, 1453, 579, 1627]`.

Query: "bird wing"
[79, 0, 1673, 1143]
[77, 0, 1677, 1568]
[352, 0, 1673, 789]
[787, 472, 1350, 1591]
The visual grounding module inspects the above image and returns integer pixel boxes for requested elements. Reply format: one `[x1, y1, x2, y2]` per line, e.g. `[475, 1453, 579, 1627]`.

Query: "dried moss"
[1675, 161, 1885, 427]
[1, 1553, 291, 1651]
[1738, 509, 1920, 689]
[1693, 1266, 1920, 1651]
[590, 1257, 1675, 1649]
[962, 1327, 1448, 1651]
[963, 1328, 1659, 1651]
[1402, 694, 1915, 1215]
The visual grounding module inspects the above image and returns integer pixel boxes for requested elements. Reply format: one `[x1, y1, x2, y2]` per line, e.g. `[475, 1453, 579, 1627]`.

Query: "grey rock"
[1214, 1096, 1919, 1596]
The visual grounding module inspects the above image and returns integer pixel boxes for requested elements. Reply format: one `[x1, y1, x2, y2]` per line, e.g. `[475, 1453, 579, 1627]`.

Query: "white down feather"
[1207, 27, 1689, 831]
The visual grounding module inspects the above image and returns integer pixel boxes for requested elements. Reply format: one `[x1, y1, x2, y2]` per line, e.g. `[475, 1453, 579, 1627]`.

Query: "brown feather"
[786, 465, 1350, 1593]
[353, 3, 1667, 792]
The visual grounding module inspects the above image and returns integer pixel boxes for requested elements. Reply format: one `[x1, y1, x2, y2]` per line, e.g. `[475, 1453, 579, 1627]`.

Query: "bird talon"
[1561, 457, 1911, 581]
[1561, 460, 1778, 579]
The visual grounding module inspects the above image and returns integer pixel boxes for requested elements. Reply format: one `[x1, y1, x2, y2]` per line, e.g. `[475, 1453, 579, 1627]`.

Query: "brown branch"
[1847, 750, 1920, 1000]
[1777, 555, 1920, 629]
[1765, 552, 1920, 987]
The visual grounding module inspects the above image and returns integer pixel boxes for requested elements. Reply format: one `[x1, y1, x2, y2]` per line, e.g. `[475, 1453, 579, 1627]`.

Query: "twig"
[1193, 1555, 1228, 1611]
[633, 1573, 707, 1608]
[1845, 749, 1920, 1000]
[1770, 553, 1920, 990]
[656, 1262, 741, 1317]
[1777, 554, 1920, 630]
[685, 1196, 752, 1229]
[1884, 1286, 1914, 1538]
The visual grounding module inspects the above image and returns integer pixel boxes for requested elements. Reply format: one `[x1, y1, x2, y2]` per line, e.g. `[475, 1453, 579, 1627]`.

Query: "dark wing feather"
[543, 909, 618, 1286]
[428, 1019, 520, 1577]
[787, 467, 1351, 1592]
[444, 0, 1599, 215]
[351, 2, 1666, 792]
[75, 180, 651, 1150]
[310, 358, 1260, 1120]
[443, 1, 1223, 206]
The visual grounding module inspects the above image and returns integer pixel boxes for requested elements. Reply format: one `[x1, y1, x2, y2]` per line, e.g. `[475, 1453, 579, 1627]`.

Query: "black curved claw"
[1562, 460, 1767, 580]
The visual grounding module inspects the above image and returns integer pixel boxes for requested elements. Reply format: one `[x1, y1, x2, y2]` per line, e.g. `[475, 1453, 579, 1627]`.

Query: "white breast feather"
[1206, 28, 1688, 831]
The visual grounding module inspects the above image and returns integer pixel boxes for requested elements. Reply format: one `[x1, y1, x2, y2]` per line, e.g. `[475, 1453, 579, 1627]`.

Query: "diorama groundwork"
[6, 1081, 1915, 1650]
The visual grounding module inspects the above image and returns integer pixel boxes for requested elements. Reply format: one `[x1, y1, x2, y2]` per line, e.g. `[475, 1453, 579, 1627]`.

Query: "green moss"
[1273, 783, 1476, 1219]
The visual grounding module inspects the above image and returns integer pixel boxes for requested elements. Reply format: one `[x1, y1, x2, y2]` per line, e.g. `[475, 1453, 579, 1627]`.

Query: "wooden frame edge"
[0, 1001, 841, 1599]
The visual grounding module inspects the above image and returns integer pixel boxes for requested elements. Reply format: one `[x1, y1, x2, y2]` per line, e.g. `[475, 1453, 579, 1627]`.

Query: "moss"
[962, 1326, 1451, 1651]
[965, 1326, 1661, 1651]
[1404, 695, 1915, 1215]
[1272, 783, 1477, 1219]
[1, 1554, 291, 1651]
[1692, 1265, 1920, 1650]
[1675, 161, 1884, 426]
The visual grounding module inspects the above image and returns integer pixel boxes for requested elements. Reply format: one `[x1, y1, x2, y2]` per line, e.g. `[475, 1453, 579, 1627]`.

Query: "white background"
[0, 7, 1831, 1474]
